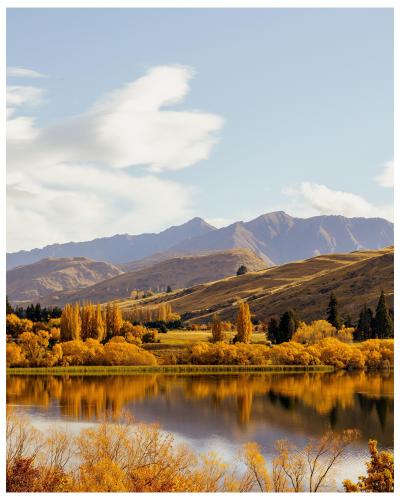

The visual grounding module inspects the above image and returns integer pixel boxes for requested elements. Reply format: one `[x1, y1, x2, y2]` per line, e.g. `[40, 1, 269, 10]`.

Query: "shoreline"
[6, 364, 335, 375]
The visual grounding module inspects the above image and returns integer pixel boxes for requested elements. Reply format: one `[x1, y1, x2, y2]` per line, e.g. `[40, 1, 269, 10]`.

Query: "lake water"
[6, 371, 393, 491]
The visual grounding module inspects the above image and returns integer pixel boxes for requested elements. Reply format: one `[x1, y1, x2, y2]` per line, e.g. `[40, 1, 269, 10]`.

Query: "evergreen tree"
[327, 293, 342, 329]
[355, 305, 374, 341]
[6, 296, 13, 315]
[235, 301, 252, 343]
[374, 291, 393, 339]
[344, 314, 352, 328]
[278, 310, 297, 343]
[236, 265, 248, 276]
[166, 285, 172, 293]
[266, 317, 279, 343]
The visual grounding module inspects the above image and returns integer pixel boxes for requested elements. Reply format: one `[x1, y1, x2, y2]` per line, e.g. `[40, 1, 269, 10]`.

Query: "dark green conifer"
[327, 293, 342, 329]
[374, 291, 393, 339]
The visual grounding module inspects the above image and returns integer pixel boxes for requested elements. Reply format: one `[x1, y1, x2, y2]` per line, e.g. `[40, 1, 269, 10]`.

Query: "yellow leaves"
[6, 343, 25, 367]
[236, 301, 252, 343]
[102, 338, 157, 366]
[6, 410, 392, 493]
[60, 304, 81, 341]
[6, 314, 33, 336]
[293, 320, 336, 344]
[75, 457, 128, 492]
[343, 439, 394, 492]
[240, 442, 271, 492]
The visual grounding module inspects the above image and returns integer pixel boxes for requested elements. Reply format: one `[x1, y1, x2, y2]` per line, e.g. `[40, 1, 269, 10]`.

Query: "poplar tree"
[327, 293, 342, 329]
[95, 304, 105, 342]
[236, 301, 252, 343]
[60, 303, 81, 341]
[211, 314, 225, 342]
[374, 291, 393, 339]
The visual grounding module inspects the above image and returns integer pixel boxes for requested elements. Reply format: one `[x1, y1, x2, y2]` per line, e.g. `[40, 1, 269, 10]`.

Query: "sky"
[6, 8, 394, 252]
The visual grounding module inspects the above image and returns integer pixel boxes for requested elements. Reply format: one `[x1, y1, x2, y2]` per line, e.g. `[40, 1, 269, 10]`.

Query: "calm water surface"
[7, 371, 393, 490]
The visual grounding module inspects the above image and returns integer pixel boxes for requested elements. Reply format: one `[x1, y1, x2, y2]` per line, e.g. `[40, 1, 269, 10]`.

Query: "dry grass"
[119, 247, 393, 324]
[155, 329, 266, 345]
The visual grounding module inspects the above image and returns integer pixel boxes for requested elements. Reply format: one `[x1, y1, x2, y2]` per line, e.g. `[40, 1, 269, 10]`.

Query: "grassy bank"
[7, 364, 335, 375]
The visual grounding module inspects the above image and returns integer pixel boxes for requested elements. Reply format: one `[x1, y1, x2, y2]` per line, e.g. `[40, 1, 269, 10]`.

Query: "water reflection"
[7, 371, 393, 448]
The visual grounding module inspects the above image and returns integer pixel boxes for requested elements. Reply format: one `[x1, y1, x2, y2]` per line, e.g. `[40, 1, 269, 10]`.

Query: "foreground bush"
[7, 410, 383, 492]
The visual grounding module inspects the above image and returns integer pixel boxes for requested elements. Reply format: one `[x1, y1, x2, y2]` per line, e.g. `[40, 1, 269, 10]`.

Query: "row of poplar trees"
[60, 302, 123, 342]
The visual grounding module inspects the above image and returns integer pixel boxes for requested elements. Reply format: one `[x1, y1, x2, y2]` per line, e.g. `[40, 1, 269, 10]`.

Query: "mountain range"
[7, 211, 394, 271]
[21, 249, 266, 306]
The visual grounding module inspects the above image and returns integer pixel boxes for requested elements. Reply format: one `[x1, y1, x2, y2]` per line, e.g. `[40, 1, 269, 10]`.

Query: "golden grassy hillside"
[38, 249, 267, 306]
[117, 247, 393, 324]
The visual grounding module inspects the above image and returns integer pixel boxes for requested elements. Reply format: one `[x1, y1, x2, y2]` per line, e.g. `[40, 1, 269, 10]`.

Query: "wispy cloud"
[7, 65, 224, 251]
[7, 66, 46, 78]
[374, 160, 393, 188]
[283, 181, 393, 221]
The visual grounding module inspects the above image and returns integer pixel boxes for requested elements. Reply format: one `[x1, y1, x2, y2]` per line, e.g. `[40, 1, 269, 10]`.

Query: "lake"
[6, 371, 393, 491]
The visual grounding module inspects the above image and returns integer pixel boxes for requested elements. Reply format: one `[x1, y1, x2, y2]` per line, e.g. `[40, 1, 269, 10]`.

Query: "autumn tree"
[60, 304, 81, 341]
[235, 301, 252, 343]
[343, 439, 394, 492]
[95, 304, 105, 342]
[105, 303, 123, 340]
[211, 314, 226, 342]
[326, 293, 342, 329]
[374, 291, 393, 339]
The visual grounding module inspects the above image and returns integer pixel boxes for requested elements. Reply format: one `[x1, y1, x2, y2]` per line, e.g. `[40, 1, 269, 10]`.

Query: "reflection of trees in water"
[6, 372, 393, 439]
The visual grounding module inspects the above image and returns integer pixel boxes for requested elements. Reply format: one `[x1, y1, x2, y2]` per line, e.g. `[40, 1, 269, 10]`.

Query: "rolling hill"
[33, 249, 267, 307]
[7, 211, 393, 271]
[116, 246, 394, 324]
[7, 257, 123, 303]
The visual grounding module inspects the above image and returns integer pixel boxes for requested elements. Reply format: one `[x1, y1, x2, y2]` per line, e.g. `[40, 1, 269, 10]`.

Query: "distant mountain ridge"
[7, 211, 393, 271]
[7, 217, 215, 270]
[7, 257, 123, 302]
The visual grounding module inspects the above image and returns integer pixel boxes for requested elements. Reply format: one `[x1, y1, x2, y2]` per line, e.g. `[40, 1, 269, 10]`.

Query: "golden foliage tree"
[343, 439, 394, 492]
[105, 303, 123, 339]
[211, 314, 226, 343]
[60, 304, 81, 341]
[236, 301, 252, 343]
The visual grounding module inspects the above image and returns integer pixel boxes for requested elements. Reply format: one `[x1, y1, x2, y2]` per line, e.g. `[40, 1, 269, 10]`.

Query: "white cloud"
[283, 182, 393, 221]
[7, 65, 224, 251]
[7, 66, 46, 78]
[7, 164, 195, 251]
[6, 85, 43, 115]
[374, 160, 393, 188]
[7, 65, 223, 173]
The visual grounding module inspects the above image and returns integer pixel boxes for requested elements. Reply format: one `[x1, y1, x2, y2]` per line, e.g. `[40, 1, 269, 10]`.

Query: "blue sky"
[6, 8, 393, 251]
